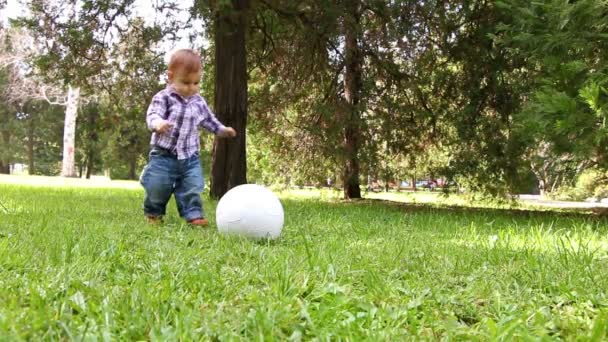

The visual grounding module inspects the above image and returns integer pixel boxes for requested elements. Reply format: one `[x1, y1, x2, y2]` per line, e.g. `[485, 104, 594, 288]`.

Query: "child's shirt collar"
[166, 85, 200, 102]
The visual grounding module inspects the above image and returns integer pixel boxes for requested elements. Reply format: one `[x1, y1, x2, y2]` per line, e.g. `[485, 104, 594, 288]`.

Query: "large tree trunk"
[61, 86, 80, 177]
[210, 0, 249, 199]
[342, 0, 362, 199]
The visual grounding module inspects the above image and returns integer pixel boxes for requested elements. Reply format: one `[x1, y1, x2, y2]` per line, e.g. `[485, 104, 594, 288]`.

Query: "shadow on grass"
[281, 198, 608, 224]
[336, 198, 608, 221]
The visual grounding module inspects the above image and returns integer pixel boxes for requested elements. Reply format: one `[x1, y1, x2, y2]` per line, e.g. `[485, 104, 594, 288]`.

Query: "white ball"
[216, 184, 284, 239]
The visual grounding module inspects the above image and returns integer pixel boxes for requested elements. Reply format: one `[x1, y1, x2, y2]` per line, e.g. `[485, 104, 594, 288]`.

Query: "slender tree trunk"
[128, 156, 137, 180]
[86, 155, 93, 179]
[27, 119, 35, 175]
[84, 105, 99, 180]
[411, 154, 417, 191]
[26, 105, 35, 175]
[210, 0, 249, 199]
[0, 130, 10, 174]
[61, 86, 80, 177]
[538, 179, 546, 196]
[383, 142, 390, 192]
[342, 0, 362, 199]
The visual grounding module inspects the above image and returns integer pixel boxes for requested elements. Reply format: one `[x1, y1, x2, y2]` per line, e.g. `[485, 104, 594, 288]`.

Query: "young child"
[140, 49, 236, 226]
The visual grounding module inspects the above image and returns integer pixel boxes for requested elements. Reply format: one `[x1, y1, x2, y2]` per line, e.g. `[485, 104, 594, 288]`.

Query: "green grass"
[1, 178, 608, 340]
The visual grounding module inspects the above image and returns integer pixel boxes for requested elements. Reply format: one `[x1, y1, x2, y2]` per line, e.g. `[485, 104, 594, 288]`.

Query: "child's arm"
[146, 93, 173, 134]
[197, 100, 237, 138]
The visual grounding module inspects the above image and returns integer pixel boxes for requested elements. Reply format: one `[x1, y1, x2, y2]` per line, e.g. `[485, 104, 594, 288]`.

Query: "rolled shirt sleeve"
[146, 93, 168, 132]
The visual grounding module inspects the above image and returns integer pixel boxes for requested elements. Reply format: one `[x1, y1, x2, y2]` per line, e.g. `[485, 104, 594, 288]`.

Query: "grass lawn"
[1, 176, 607, 340]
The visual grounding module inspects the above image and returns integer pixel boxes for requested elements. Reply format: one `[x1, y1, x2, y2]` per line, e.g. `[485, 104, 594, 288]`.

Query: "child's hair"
[168, 49, 201, 74]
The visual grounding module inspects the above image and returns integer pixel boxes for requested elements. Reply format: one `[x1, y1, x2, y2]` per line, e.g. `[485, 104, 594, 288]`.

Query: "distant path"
[517, 194, 608, 209]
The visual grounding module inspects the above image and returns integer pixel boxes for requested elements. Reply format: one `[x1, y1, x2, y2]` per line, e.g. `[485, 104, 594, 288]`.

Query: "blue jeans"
[140, 148, 205, 221]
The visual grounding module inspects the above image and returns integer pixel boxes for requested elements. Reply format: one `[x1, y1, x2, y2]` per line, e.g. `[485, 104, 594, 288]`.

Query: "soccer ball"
[216, 184, 284, 239]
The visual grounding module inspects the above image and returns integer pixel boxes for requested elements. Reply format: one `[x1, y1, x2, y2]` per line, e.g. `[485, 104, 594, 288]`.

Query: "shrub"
[550, 168, 608, 201]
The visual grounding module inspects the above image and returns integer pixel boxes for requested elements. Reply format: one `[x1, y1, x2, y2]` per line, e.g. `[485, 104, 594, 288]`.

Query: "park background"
[1, 0, 608, 339]
[1, 0, 607, 202]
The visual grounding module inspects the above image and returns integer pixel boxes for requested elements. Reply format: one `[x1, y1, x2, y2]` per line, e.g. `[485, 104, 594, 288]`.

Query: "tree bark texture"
[128, 156, 137, 180]
[411, 154, 417, 191]
[210, 0, 249, 199]
[86, 157, 93, 179]
[61, 86, 80, 177]
[342, 0, 362, 199]
[0, 130, 10, 174]
[85, 106, 99, 179]
[27, 111, 35, 175]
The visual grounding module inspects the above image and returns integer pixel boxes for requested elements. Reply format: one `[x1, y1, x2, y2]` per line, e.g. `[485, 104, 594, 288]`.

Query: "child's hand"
[155, 120, 173, 134]
[219, 127, 237, 138]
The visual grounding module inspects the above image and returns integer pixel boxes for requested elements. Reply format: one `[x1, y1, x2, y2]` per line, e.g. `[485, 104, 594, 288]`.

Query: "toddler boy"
[140, 49, 236, 226]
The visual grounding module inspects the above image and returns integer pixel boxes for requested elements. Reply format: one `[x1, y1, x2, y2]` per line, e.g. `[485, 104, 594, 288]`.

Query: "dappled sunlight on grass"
[366, 189, 461, 204]
[0, 197, 26, 215]
[1, 179, 608, 339]
[274, 187, 343, 202]
[275, 187, 513, 209]
[449, 224, 608, 257]
[0, 174, 141, 190]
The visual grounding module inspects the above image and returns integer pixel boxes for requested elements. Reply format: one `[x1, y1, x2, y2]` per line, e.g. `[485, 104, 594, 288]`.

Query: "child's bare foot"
[188, 218, 209, 226]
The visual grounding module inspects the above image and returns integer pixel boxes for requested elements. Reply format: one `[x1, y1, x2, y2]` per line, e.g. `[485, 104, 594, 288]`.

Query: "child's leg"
[174, 154, 204, 221]
[140, 152, 177, 218]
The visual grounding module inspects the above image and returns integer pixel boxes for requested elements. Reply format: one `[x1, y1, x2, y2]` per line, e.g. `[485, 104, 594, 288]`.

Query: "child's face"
[168, 69, 201, 98]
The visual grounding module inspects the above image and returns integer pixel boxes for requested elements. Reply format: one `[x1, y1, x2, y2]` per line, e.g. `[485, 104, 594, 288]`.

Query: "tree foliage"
[495, 0, 608, 194]
[2, 0, 607, 199]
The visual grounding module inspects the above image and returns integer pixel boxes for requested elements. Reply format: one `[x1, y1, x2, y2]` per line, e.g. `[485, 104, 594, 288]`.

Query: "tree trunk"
[538, 179, 546, 197]
[61, 86, 80, 177]
[210, 0, 249, 199]
[86, 155, 93, 179]
[342, 0, 362, 199]
[411, 154, 417, 192]
[0, 130, 10, 174]
[84, 106, 99, 180]
[27, 110, 35, 175]
[128, 156, 137, 180]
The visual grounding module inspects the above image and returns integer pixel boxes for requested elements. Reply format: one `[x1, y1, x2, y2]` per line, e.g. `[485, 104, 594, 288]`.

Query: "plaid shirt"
[146, 87, 225, 160]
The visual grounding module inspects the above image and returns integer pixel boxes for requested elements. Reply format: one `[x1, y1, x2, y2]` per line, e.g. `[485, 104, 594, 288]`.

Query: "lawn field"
[1, 176, 607, 340]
